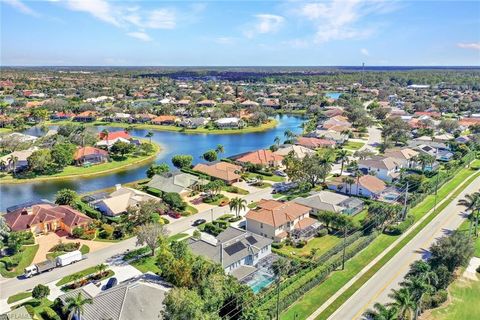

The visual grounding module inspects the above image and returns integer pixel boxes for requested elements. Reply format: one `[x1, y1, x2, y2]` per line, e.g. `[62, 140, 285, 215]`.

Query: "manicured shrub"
[72, 227, 85, 238]
[272, 242, 284, 249]
[316, 228, 328, 237]
[32, 284, 50, 299]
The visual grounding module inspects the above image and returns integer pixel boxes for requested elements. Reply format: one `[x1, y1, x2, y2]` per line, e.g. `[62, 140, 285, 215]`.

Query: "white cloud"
[143, 9, 176, 29]
[296, 0, 397, 44]
[457, 42, 480, 51]
[127, 31, 152, 42]
[4, 0, 39, 17]
[244, 14, 285, 38]
[361, 48, 369, 56]
[66, 0, 120, 27]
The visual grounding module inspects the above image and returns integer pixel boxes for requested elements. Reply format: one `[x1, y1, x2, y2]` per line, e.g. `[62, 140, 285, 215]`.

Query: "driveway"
[33, 231, 113, 264]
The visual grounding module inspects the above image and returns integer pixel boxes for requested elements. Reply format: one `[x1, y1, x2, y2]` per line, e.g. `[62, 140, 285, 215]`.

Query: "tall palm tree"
[145, 131, 154, 144]
[388, 288, 416, 320]
[319, 156, 333, 183]
[401, 276, 430, 319]
[274, 136, 281, 147]
[8, 155, 18, 173]
[458, 192, 480, 236]
[101, 129, 109, 146]
[342, 176, 355, 195]
[215, 144, 224, 155]
[64, 293, 93, 320]
[364, 303, 398, 320]
[284, 129, 295, 141]
[354, 169, 364, 196]
[229, 197, 247, 218]
[336, 150, 349, 175]
[95, 263, 107, 277]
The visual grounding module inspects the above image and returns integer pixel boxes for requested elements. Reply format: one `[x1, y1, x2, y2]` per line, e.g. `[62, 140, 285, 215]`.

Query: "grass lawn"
[56, 265, 106, 286]
[7, 292, 32, 304]
[352, 209, 368, 224]
[0, 245, 39, 278]
[48, 118, 279, 134]
[130, 255, 161, 274]
[0, 141, 160, 184]
[276, 235, 342, 259]
[204, 195, 229, 206]
[223, 185, 249, 195]
[343, 141, 365, 150]
[431, 277, 480, 320]
[184, 205, 199, 215]
[168, 233, 190, 242]
[244, 172, 286, 182]
[281, 165, 480, 320]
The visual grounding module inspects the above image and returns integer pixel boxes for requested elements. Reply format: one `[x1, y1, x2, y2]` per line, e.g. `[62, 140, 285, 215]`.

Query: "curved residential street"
[327, 173, 480, 320]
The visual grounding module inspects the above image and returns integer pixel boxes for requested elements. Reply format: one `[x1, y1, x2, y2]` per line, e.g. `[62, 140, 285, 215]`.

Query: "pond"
[0, 115, 304, 211]
[325, 92, 342, 100]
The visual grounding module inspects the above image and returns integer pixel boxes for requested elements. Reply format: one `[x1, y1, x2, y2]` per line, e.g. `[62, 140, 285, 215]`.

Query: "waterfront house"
[73, 146, 109, 165]
[295, 136, 336, 149]
[188, 226, 272, 280]
[151, 115, 178, 125]
[293, 191, 364, 216]
[95, 185, 160, 217]
[273, 145, 315, 159]
[0, 147, 38, 172]
[215, 117, 244, 129]
[50, 112, 75, 120]
[3, 204, 91, 235]
[245, 199, 319, 242]
[146, 171, 203, 196]
[193, 161, 242, 184]
[179, 117, 209, 129]
[73, 111, 97, 122]
[234, 149, 284, 168]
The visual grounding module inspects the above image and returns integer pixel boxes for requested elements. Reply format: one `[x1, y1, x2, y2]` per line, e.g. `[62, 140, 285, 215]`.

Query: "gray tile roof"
[146, 171, 200, 194]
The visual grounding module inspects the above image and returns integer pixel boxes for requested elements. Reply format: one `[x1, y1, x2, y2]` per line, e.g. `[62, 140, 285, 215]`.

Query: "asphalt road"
[328, 174, 480, 320]
[0, 187, 273, 299]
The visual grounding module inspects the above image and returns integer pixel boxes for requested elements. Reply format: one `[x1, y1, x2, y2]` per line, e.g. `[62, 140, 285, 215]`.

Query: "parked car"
[192, 219, 206, 226]
[104, 277, 118, 290]
[274, 170, 287, 177]
[168, 211, 182, 219]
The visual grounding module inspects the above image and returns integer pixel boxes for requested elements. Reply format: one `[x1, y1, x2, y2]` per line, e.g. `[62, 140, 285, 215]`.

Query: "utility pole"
[341, 226, 347, 270]
[402, 182, 409, 220]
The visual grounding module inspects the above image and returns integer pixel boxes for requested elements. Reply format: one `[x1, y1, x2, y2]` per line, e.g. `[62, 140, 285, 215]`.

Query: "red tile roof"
[98, 131, 131, 140]
[73, 146, 108, 160]
[235, 149, 283, 166]
[296, 137, 336, 149]
[245, 199, 311, 227]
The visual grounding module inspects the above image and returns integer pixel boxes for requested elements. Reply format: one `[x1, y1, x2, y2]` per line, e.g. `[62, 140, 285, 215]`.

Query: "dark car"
[104, 277, 118, 290]
[192, 219, 206, 226]
[168, 211, 182, 219]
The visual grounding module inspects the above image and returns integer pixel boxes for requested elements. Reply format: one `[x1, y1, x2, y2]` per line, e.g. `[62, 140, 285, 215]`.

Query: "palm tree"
[64, 293, 93, 320]
[336, 150, 349, 175]
[417, 153, 435, 172]
[401, 276, 431, 318]
[364, 303, 398, 320]
[458, 192, 480, 236]
[145, 131, 153, 144]
[71, 273, 83, 288]
[342, 176, 355, 195]
[8, 155, 18, 173]
[95, 263, 107, 277]
[0, 159, 6, 171]
[229, 197, 247, 218]
[319, 156, 333, 183]
[101, 129, 109, 146]
[274, 136, 281, 147]
[388, 288, 416, 320]
[215, 144, 224, 155]
[354, 169, 364, 196]
[284, 129, 295, 142]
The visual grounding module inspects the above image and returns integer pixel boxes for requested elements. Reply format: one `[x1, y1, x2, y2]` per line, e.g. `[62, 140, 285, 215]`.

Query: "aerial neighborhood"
[0, 67, 479, 320]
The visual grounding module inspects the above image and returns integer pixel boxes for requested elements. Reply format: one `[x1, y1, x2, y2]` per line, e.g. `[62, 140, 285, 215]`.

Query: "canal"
[0, 115, 304, 211]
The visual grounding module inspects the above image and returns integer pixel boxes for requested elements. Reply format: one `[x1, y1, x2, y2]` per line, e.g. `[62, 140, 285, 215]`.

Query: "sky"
[1, 0, 479, 66]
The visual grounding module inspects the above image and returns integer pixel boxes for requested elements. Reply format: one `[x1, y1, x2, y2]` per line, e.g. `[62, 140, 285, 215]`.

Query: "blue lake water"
[325, 92, 342, 100]
[0, 115, 304, 211]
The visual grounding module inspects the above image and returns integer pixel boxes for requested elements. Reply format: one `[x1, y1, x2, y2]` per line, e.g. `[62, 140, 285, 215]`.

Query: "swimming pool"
[325, 92, 342, 100]
[245, 271, 276, 293]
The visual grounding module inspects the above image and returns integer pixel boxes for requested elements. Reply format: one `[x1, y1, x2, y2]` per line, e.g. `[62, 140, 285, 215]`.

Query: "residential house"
[358, 156, 400, 182]
[50, 112, 74, 120]
[0, 147, 38, 172]
[151, 115, 178, 125]
[322, 115, 352, 130]
[2, 306, 33, 320]
[73, 111, 97, 122]
[0, 132, 38, 143]
[273, 145, 315, 159]
[73, 146, 109, 165]
[294, 191, 364, 216]
[309, 129, 348, 144]
[57, 274, 170, 320]
[179, 117, 209, 129]
[245, 199, 320, 242]
[197, 99, 216, 107]
[240, 100, 260, 108]
[146, 171, 204, 196]
[215, 117, 244, 129]
[134, 113, 156, 123]
[95, 185, 160, 216]
[193, 161, 242, 184]
[188, 226, 272, 280]
[234, 149, 284, 167]
[0, 115, 13, 127]
[3, 204, 91, 235]
[262, 98, 281, 109]
[295, 136, 336, 149]
[384, 148, 419, 169]
[327, 175, 387, 199]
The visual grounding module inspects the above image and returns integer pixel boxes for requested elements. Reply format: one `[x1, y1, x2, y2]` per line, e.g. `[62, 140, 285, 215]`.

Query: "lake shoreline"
[0, 141, 161, 185]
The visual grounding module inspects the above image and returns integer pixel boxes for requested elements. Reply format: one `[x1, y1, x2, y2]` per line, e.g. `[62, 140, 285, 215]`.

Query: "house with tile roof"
[94, 185, 160, 216]
[151, 115, 178, 125]
[359, 156, 401, 182]
[73, 111, 97, 122]
[234, 149, 284, 167]
[146, 171, 205, 195]
[327, 175, 387, 199]
[187, 226, 272, 280]
[245, 199, 319, 242]
[193, 161, 242, 184]
[73, 146, 109, 165]
[293, 191, 364, 216]
[295, 136, 336, 149]
[3, 204, 91, 235]
[273, 145, 315, 159]
[384, 147, 419, 169]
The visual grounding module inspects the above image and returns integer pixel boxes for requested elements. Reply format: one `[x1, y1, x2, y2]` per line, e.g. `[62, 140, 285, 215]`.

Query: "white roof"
[215, 117, 240, 124]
